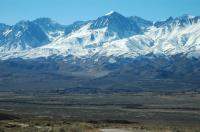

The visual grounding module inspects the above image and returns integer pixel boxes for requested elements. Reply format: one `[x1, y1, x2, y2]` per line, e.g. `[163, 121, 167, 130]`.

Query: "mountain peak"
[33, 17, 65, 34]
[178, 14, 195, 20]
[104, 11, 124, 18]
[90, 11, 126, 29]
[90, 11, 142, 38]
[105, 11, 118, 16]
[33, 17, 57, 25]
[35, 17, 52, 21]
[154, 14, 199, 27]
[16, 20, 30, 25]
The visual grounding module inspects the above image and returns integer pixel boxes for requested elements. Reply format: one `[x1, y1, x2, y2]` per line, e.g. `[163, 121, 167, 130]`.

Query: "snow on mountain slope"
[33, 18, 66, 41]
[12, 23, 117, 59]
[0, 20, 50, 52]
[146, 19, 200, 56]
[90, 11, 142, 38]
[0, 12, 200, 60]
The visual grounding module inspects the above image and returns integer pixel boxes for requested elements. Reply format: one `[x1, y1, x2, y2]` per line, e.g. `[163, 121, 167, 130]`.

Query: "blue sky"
[0, 0, 199, 25]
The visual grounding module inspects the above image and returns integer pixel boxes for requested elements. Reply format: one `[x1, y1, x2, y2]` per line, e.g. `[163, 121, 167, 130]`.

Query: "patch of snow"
[15, 31, 22, 37]
[105, 11, 115, 16]
[3, 29, 12, 36]
[108, 58, 117, 63]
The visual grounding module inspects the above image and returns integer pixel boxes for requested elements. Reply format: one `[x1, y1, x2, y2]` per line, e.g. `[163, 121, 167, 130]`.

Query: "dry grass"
[0, 93, 200, 132]
[0, 119, 200, 132]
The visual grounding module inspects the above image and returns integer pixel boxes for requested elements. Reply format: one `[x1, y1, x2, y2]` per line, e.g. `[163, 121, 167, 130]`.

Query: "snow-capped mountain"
[1, 12, 200, 92]
[90, 11, 143, 37]
[0, 20, 49, 51]
[0, 12, 200, 61]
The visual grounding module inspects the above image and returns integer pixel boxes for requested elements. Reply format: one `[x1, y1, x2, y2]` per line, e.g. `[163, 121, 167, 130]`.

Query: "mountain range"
[0, 11, 200, 93]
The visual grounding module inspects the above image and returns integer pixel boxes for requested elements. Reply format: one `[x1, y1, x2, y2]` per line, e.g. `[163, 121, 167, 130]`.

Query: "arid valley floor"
[0, 91, 200, 132]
